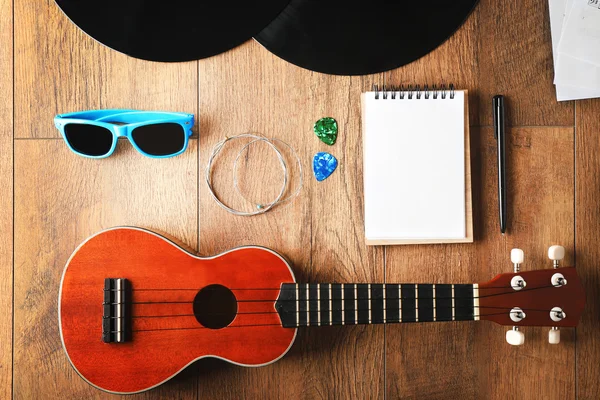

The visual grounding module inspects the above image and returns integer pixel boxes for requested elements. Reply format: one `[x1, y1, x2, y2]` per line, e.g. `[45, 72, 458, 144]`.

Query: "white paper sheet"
[361, 92, 466, 242]
[558, 0, 600, 66]
[556, 83, 600, 100]
[555, 54, 600, 89]
[549, 0, 600, 100]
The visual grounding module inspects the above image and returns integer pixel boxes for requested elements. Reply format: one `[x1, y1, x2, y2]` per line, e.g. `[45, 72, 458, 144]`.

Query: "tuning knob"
[511, 248, 524, 272]
[548, 245, 565, 268]
[549, 327, 560, 344]
[506, 327, 525, 346]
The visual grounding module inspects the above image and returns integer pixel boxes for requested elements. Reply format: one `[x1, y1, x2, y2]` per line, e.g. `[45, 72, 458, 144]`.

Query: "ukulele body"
[59, 227, 297, 394]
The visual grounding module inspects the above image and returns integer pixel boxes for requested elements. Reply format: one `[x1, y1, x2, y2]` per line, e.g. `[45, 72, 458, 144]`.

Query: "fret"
[309, 284, 319, 326]
[433, 284, 437, 321]
[344, 284, 355, 325]
[328, 285, 333, 325]
[415, 284, 419, 322]
[306, 285, 310, 325]
[368, 284, 372, 323]
[295, 284, 299, 326]
[385, 284, 400, 323]
[371, 284, 384, 324]
[417, 284, 434, 322]
[473, 284, 480, 321]
[298, 283, 308, 327]
[354, 284, 358, 324]
[382, 284, 387, 323]
[317, 284, 321, 326]
[451, 284, 456, 321]
[454, 284, 475, 321]
[436, 284, 453, 322]
[357, 284, 369, 324]
[399, 284, 402, 322]
[332, 284, 343, 325]
[320, 284, 330, 326]
[401, 284, 416, 322]
[341, 284, 345, 324]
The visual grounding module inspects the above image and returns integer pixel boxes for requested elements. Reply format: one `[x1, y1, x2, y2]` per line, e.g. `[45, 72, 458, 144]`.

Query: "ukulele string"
[127, 305, 553, 319]
[130, 294, 486, 304]
[124, 284, 561, 319]
[131, 285, 524, 291]
[129, 311, 519, 333]
[127, 284, 558, 306]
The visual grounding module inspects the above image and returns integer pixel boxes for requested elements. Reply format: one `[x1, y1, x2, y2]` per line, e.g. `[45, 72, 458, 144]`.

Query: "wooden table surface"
[2, 1, 600, 399]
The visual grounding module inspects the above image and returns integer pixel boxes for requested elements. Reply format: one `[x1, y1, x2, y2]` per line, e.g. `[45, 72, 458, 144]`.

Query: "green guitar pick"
[314, 117, 338, 146]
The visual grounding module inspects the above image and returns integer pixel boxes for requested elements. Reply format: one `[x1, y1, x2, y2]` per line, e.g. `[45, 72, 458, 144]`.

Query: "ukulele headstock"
[477, 246, 585, 346]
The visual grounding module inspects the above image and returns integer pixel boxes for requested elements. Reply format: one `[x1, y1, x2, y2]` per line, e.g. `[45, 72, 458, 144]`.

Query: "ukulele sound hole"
[193, 285, 237, 329]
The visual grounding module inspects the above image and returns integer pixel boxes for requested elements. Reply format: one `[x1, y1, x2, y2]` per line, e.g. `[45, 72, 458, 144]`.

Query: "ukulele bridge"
[102, 278, 131, 343]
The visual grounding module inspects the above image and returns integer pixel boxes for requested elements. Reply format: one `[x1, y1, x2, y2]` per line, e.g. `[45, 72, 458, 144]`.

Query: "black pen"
[493, 95, 507, 234]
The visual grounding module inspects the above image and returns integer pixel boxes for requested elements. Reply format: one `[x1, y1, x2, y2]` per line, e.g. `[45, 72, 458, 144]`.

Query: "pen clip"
[493, 95, 504, 140]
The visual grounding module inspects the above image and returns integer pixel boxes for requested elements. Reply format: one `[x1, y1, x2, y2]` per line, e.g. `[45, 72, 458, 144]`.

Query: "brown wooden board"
[386, 127, 575, 399]
[14, 0, 198, 139]
[13, 140, 198, 399]
[0, 0, 13, 397]
[198, 40, 385, 399]
[575, 98, 600, 400]
[384, 0, 574, 127]
[4, 0, 595, 398]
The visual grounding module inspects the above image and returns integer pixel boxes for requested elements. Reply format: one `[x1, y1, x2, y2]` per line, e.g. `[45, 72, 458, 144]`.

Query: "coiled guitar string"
[233, 138, 303, 209]
[205, 134, 303, 216]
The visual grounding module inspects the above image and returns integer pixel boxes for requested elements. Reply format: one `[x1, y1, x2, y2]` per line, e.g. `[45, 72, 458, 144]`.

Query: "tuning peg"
[551, 272, 567, 287]
[511, 248, 524, 272]
[506, 327, 525, 346]
[549, 327, 560, 344]
[548, 245, 565, 268]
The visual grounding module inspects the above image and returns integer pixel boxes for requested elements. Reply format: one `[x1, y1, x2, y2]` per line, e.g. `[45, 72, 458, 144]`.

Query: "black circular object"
[55, 0, 291, 62]
[255, 0, 479, 75]
[193, 284, 237, 329]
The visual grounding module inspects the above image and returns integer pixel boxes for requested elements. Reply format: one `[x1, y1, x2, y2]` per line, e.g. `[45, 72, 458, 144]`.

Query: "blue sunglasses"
[54, 109, 194, 158]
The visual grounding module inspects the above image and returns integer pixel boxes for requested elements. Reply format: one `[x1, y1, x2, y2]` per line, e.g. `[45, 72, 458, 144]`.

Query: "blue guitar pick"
[313, 152, 338, 182]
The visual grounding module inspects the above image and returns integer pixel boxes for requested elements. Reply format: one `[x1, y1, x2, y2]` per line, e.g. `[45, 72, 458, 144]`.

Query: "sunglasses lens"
[131, 123, 186, 156]
[64, 124, 114, 156]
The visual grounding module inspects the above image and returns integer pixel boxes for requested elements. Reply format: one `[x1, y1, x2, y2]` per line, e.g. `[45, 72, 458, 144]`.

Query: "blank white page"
[362, 91, 466, 242]
[558, 0, 600, 66]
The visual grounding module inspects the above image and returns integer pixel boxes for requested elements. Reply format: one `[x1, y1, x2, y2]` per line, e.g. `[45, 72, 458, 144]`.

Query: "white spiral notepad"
[361, 86, 473, 245]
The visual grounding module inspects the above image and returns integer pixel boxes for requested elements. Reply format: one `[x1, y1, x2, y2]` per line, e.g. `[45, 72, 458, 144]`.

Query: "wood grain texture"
[0, 0, 12, 396]
[384, 0, 574, 126]
[14, 141, 198, 399]
[476, 0, 573, 126]
[198, 40, 384, 399]
[386, 127, 575, 400]
[14, 0, 198, 139]
[6, 0, 595, 399]
[478, 126, 576, 400]
[575, 99, 600, 400]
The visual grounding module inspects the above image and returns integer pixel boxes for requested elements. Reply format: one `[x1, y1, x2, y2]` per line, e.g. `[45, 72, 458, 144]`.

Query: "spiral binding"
[372, 84, 455, 100]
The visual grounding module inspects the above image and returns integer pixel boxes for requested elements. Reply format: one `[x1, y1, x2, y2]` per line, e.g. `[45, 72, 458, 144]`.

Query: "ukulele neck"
[275, 283, 479, 328]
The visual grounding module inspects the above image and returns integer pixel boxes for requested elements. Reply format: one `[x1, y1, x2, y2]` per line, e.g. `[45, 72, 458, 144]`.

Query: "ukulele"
[59, 227, 585, 394]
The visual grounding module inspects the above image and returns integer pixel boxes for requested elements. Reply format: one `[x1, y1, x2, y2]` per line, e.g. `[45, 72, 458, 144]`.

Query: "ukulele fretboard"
[275, 283, 478, 328]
